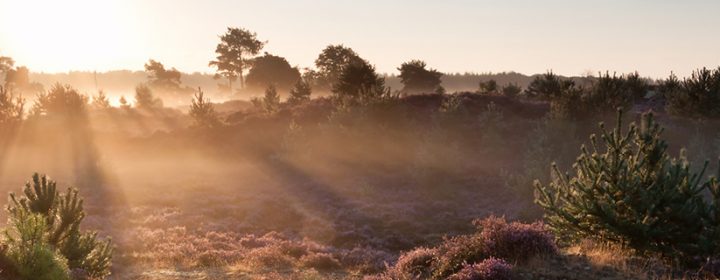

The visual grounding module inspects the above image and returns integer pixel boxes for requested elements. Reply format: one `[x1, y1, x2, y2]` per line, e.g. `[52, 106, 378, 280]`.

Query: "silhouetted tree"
[189, 87, 220, 128]
[4, 66, 43, 95]
[209, 27, 265, 93]
[287, 79, 312, 105]
[134, 84, 163, 110]
[525, 71, 574, 100]
[0, 86, 24, 128]
[585, 72, 647, 112]
[478, 79, 499, 95]
[144, 59, 183, 92]
[246, 53, 301, 91]
[664, 67, 720, 119]
[262, 85, 280, 114]
[397, 60, 443, 94]
[501, 83, 522, 98]
[31, 84, 87, 119]
[91, 90, 111, 110]
[314, 45, 364, 90]
[332, 60, 387, 101]
[0, 55, 14, 83]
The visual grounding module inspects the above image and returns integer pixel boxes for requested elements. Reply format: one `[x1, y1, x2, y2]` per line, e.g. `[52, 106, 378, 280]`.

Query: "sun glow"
[0, 0, 132, 72]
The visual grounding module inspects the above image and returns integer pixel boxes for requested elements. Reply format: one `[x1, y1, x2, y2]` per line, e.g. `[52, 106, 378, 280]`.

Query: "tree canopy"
[314, 45, 364, 90]
[332, 60, 387, 101]
[144, 59, 183, 91]
[246, 53, 301, 91]
[397, 60, 443, 94]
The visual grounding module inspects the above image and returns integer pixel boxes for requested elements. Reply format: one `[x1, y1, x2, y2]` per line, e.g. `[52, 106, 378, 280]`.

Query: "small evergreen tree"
[31, 84, 88, 119]
[91, 90, 111, 110]
[478, 79, 499, 95]
[664, 67, 720, 119]
[0, 86, 24, 128]
[189, 87, 220, 128]
[535, 109, 720, 263]
[525, 72, 574, 100]
[262, 85, 281, 114]
[134, 84, 163, 110]
[501, 83, 522, 98]
[287, 79, 312, 106]
[4, 173, 113, 279]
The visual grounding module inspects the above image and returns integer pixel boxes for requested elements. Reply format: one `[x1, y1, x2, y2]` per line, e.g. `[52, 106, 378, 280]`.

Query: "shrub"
[391, 247, 437, 279]
[474, 216, 556, 261]
[287, 79, 312, 106]
[299, 252, 341, 271]
[4, 173, 113, 279]
[447, 258, 513, 280]
[431, 235, 487, 279]
[245, 246, 294, 269]
[535, 109, 720, 264]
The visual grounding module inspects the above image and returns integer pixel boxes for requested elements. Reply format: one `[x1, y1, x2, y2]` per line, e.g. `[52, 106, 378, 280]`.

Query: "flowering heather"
[448, 258, 513, 280]
[391, 247, 437, 279]
[432, 235, 488, 279]
[300, 252, 342, 271]
[340, 246, 395, 274]
[475, 216, 557, 261]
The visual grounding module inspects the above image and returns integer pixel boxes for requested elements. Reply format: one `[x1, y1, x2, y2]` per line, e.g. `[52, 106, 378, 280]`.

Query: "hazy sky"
[1, 0, 719, 78]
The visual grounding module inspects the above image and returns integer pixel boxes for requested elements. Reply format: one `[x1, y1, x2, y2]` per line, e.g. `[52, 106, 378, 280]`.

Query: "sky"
[0, 0, 719, 78]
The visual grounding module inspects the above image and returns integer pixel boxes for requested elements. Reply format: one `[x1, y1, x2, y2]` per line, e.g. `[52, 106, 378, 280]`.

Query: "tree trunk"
[238, 50, 244, 89]
[228, 78, 233, 95]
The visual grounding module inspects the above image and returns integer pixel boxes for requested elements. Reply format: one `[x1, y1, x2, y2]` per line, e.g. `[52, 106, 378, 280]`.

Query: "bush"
[390, 247, 436, 279]
[299, 252, 341, 271]
[430, 235, 487, 279]
[535, 110, 720, 264]
[447, 258, 512, 280]
[474, 216, 556, 261]
[3, 173, 113, 279]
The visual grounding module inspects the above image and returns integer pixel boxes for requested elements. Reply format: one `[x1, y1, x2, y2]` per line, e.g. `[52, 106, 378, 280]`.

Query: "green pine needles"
[2, 173, 113, 279]
[535, 109, 720, 264]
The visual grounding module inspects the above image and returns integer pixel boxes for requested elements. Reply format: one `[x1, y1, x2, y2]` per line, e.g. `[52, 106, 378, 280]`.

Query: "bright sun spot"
[0, 0, 129, 72]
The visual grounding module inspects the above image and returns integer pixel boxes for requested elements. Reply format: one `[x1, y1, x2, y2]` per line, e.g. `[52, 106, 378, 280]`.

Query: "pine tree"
[189, 87, 220, 128]
[4, 173, 113, 278]
[287, 79, 312, 106]
[0, 86, 24, 128]
[535, 109, 720, 263]
[91, 90, 111, 110]
[262, 85, 280, 114]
